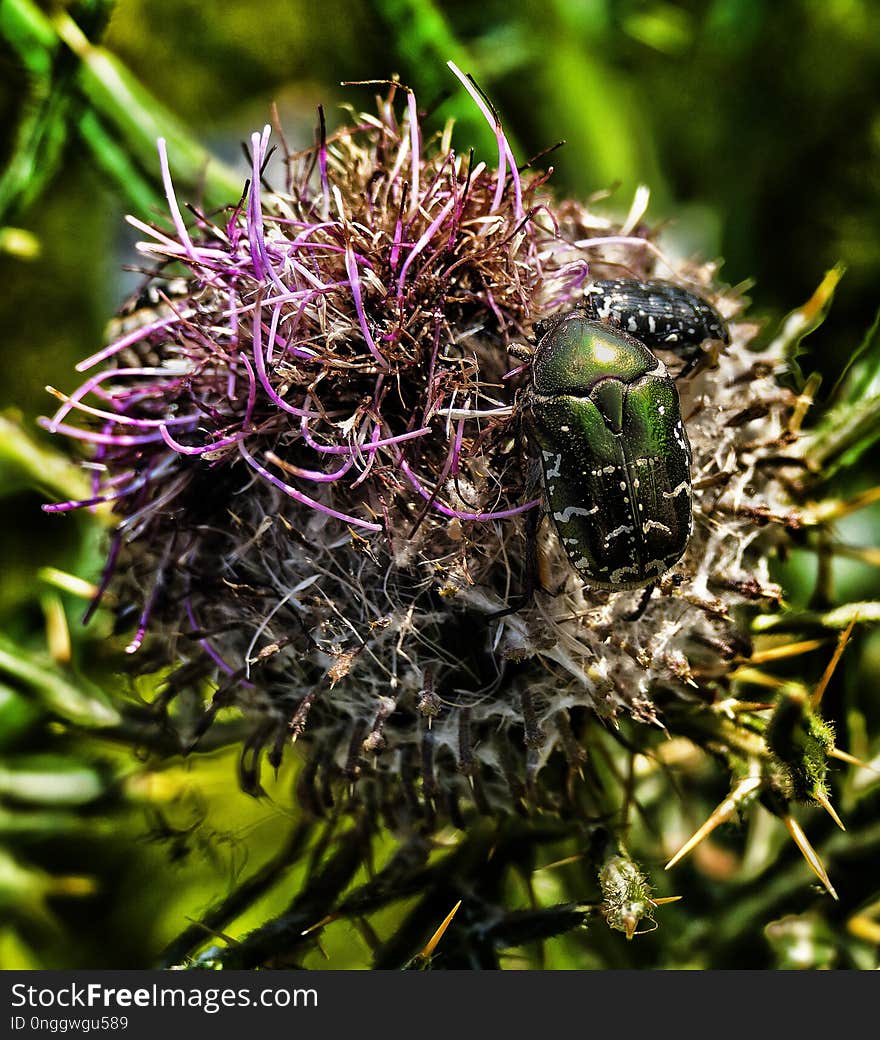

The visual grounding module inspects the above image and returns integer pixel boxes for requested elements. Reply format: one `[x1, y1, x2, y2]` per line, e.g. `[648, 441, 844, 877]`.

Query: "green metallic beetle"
[527, 311, 692, 590]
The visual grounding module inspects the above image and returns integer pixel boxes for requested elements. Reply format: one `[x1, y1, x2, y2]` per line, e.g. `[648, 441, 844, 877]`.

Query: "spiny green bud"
[598, 851, 656, 940]
[765, 685, 835, 804]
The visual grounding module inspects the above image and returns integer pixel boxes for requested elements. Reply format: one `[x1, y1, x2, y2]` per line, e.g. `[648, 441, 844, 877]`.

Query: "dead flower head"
[44, 65, 801, 825]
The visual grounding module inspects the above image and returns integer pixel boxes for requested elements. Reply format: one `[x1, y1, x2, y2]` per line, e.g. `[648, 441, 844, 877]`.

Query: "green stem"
[374, 0, 513, 158]
[78, 109, 159, 216]
[797, 394, 880, 481]
[0, 634, 119, 728]
[158, 821, 314, 967]
[0, 414, 91, 503]
[3, 0, 241, 211]
[753, 602, 880, 634]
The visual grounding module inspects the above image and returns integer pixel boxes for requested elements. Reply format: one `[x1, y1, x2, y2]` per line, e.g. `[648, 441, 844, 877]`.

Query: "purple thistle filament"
[42, 75, 545, 660]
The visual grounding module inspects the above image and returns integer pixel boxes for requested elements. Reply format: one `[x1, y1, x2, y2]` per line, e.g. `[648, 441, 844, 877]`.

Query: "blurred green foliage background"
[1, 0, 879, 968]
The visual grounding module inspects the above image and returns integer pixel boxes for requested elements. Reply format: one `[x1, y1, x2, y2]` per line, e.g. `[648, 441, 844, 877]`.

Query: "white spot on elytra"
[542, 450, 563, 479]
[555, 504, 599, 522]
[662, 480, 690, 500]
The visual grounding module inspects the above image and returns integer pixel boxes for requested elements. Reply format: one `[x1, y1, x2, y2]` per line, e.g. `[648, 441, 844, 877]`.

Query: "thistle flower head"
[43, 67, 803, 830]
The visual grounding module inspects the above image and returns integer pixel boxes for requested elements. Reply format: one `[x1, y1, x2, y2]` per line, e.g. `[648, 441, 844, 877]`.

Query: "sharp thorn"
[536, 853, 585, 872]
[815, 790, 846, 831]
[418, 899, 462, 961]
[301, 912, 336, 936]
[829, 747, 879, 773]
[748, 638, 825, 664]
[812, 618, 856, 709]
[666, 776, 762, 870]
[783, 815, 838, 900]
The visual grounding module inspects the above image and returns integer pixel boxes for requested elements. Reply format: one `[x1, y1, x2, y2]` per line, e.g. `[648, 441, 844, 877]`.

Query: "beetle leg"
[488, 498, 542, 619]
[622, 583, 656, 621]
[490, 458, 547, 618]
[674, 337, 727, 380]
[674, 353, 703, 380]
[508, 342, 534, 362]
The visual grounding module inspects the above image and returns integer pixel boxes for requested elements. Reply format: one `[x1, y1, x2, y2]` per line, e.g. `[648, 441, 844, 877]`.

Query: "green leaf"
[768, 263, 846, 390]
[0, 634, 120, 728]
[796, 300, 880, 480]
[802, 394, 880, 481]
[832, 301, 880, 404]
[0, 755, 107, 806]
[0, 15, 76, 219]
[0, 414, 91, 503]
[0, 0, 56, 71]
[0, 683, 42, 748]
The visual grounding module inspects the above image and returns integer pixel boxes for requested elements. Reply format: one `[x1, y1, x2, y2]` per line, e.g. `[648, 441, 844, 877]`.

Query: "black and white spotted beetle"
[105, 277, 193, 369]
[584, 278, 730, 372]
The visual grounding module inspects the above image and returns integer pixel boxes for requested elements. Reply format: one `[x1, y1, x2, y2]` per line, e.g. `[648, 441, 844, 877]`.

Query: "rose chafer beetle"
[527, 312, 693, 591]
